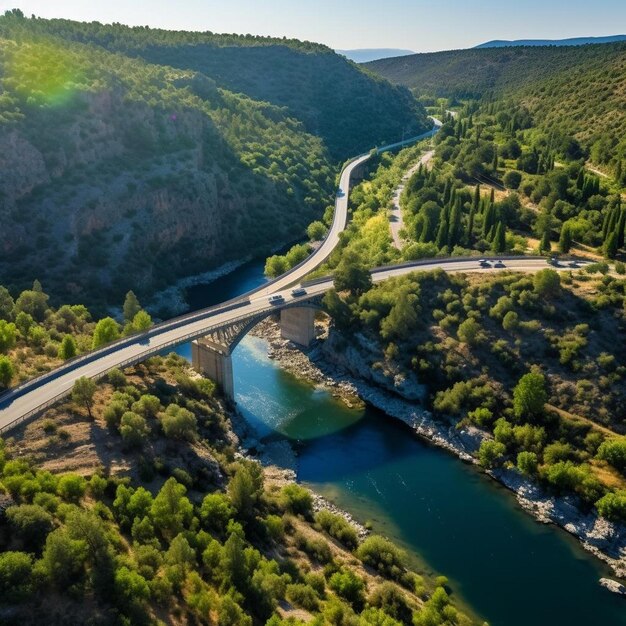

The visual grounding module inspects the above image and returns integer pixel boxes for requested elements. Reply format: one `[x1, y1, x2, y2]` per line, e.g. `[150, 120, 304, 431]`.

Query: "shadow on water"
[175, 261, 626, 626]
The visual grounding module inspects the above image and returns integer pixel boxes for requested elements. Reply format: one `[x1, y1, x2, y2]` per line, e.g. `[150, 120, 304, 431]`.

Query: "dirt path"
[389, 150, 435, 250]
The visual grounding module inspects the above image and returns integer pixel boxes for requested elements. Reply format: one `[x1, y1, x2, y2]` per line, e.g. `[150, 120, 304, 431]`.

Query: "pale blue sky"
[2, 0, 625, 52]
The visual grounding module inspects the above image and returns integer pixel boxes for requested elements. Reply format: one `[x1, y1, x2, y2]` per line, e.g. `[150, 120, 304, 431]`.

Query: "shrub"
[57, 474, 87, 501]
[513, 371, 547, 420]
[533, 269, 560, 298]
[597, 438, 626, 472]
[315, 509, 358, 549]
[280, 484, 313, 516]
[160, 404, 197, 440]
[517, 451, 538, 476]
[120, 411, 150, 448]
[286, 583, 319, 611]
[595, 490, 626, 522]
[478, 440, 506, 468]
[0, 551, 33, 602]
[356, 535, 406, 580]
[328, 569, 365, 607]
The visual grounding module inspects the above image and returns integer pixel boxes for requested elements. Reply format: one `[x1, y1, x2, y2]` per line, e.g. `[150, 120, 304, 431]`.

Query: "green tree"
[57, 474, 87, 501]
[160, 404, 197, 440]
[533, 269, 560, 298]
[322, 289, 353, 330]
[228, 462, 264, 520]
[356, 535, 406, 580]
[503, 170, 522, 190]
[597, 438, 626, 471]
[200, 493, 234, 535]
[457, 317, 481, 345]
[517, 451, 539, 476]
[120, 411, 150, 448]
[38, 528, 87, 588]
[0, 320, 17, 353]
[513, 371, 548, 420]
[558, 224, 573, 253]
[0, 355, 14, 388]
[328, 568, 365, 608]
[604, 231, 618, 259]
[14, 287, 49, 321]
[58, 334, 77, 360]
[123, 290, 142, 322]
[334, 253, 372, 296]
[478, 440, 506, 468]
[491, 222, 506, 253]
[6, 504, 54, 552]
[0, 286, 15, 320]
[72, 376, 97, 418]
[0, 551, 33, 602]
[150, 478, 193, 539]
[92, 317, 120, 349]
[595, 490, 626, 522]
[307, 220, 327, 241]
[539, 230, 551, 254]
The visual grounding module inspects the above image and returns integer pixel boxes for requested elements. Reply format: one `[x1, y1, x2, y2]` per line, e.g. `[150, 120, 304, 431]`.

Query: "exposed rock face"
[599, 578, 626, 597]
[0, 88, 327, 306]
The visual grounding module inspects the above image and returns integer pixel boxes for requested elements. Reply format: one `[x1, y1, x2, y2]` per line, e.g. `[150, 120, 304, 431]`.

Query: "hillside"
[476, 35, 626, 48]
[366, 42, 626, 168]
[336, 48, 415, 63]
[0, 11, 427, 308]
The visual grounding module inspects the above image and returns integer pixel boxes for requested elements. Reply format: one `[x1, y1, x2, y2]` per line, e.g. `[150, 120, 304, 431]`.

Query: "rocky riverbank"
[251, 317, 626, 586]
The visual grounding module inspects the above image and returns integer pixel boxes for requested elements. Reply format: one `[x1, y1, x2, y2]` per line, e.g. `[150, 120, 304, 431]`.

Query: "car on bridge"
[478, 259, 491, 267]
[268, 295, 284, 305]
[291, 287, 307, 297]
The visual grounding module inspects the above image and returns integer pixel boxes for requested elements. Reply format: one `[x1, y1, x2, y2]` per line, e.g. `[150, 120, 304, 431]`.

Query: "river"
[175, 259, 626, 626]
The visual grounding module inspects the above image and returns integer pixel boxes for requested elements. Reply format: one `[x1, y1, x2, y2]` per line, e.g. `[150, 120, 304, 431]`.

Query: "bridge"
[0, 120, 586, 434]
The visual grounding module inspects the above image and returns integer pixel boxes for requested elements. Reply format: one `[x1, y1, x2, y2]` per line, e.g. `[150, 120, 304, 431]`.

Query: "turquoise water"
[176, 265, 626, 626]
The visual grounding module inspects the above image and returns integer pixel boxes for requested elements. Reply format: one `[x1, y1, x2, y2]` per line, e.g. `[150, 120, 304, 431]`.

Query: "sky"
[2, 0, 626, 52]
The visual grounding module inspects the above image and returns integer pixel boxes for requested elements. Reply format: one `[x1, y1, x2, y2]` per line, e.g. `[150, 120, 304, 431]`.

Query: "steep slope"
[0, 12, 427, 307]
[366, 43, 626, 165]
[7, 17, 427, 160]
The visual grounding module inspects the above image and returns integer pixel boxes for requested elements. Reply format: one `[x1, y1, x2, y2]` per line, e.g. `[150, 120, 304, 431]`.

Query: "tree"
[457, 318, 481, 345]
[334, 253, 372, 297]
[150, 478, 193, 539]
[307, 220, 327, 241]
[0, 355, 14, 388]
[123, 290, 142, 322]
[200, 493, 234, 535]
[356, 535, 406, 580]
[491, 222, 506, 253]
[517, 451, 539, 476]
[92, 317, 120, 349]
[322, 289, 353, 330]
[58, 334, 77, 360]
[503, 170, 522, 190]
[6, 504, 54, 551]
[558, 224, 572, 253]
[0, 285, 15, 320]
[513, 371, 547, 420]
[120, 411, 150, 448]
[0, 320, 17, 352]
[328, 569, 365, 607]
[125, 310, 153, 335]
[160, 404, 197, 440]
[72, 376, 97, 418]
[604, 231, 618, 259]
[14, 287, 49, 321]
[539, 230, 551, 254]
[228, 462, 264, 520]
[533, 269, 560, 298]
[597, 438, 626, 472]
[38, 528, 87, 588]
[57, 474, 87, 501]
[595, 490, 626, 522]
[380, 295, 419, 341]
[0, 551, 33, 602]
[478, 440, 506, 468]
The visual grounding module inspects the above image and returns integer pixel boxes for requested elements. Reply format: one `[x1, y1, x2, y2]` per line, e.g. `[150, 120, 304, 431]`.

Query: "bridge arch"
[191, 298, 325, 401]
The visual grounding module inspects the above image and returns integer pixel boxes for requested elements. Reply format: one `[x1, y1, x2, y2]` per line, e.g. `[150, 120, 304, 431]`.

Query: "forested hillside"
[0, 11, 427, 308]
[366, 43, 626, 169]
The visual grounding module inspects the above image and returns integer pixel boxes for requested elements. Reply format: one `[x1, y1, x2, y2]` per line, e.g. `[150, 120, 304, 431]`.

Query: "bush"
[286, 583, 319, 611]
[328, 569, 364, 607]
[200, 493, 234, 535]
[280, 484, 313, 516]
[120, 411, 150, 448]
[503, 170, 522, 190]
[315, 509, 358, 549]
[0, 551, 33, 602]
[595, 490, 626, 522]
[478, 440, 506, 468]
[57, 474, 87, 501]
[533, 269, 560, 298]
[356, 535, 406, 580]
[295, 533, 333, 564]
[517, 451, 538, 476]
[513, 371, 547, 420]
[597, 437, 626, 472]
[6, 504, 54, 551]
[160, 404, 197, 440]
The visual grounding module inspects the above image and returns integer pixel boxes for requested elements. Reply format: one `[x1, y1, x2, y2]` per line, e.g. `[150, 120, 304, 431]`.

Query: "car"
[548, 255, 559, 266]
[568, 261, 579, 268]
[291, 287, 307, 297]
[268, 294, 284, 305]
[494, 260, 506, 268]
[336, 187, 344, 197]
[478, 259, 491, 267]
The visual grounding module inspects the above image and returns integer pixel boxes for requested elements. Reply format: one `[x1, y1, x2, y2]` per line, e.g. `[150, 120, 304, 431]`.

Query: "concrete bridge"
[191, 296, 322, 401]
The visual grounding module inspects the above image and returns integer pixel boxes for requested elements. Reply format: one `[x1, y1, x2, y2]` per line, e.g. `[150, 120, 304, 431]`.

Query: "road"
[389, 150, 435, 249]
[0, 118, 581, 435]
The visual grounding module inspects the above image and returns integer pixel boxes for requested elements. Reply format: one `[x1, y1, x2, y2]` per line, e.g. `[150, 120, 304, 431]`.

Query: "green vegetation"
[0, 338, 478, 625]
[324, 267, 626, 520]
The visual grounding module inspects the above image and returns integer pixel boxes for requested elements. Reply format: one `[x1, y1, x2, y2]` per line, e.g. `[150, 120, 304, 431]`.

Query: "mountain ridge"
[476, 34, 626, 48]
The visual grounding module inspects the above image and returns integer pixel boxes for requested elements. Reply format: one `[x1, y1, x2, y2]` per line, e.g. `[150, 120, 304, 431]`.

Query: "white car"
[291, 287, 307, 297]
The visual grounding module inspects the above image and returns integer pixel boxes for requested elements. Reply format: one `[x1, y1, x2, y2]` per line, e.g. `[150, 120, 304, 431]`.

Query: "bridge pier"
[191, 338, 235, 402]
[280, 307, 316, 347]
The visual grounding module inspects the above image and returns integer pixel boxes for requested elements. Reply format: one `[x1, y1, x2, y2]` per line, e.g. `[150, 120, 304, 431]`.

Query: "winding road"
[0, 120, 587, 435]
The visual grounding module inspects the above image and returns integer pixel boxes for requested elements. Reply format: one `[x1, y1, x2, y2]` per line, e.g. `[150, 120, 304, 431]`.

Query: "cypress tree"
[483, 201, 496, 237]
[473, 185, 481, 212]
[616, 208, 626, 249]
[467, 204, 476, 245]
[540, 230, 552, 254]
[492, 222, 506, 253]
[615, 161, 622, 185]
[448, 201, 462, 248]
[558, 224, 572, 253]
[419, 215, 432, 243]
[576, 169, 585, 190]
[436, 218, 449, 251]
[604, 231, 618, 259]
[443, 180, 451, 206]
[607, 207, 618, 236]
[492, 150, 499, 172]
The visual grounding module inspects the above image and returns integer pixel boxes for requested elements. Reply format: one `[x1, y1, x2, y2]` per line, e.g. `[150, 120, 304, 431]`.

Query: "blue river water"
[174, 259, 626, 626]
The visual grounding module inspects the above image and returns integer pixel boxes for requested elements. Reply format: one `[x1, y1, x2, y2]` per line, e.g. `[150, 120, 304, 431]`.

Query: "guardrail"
[0, 130, 437, 434]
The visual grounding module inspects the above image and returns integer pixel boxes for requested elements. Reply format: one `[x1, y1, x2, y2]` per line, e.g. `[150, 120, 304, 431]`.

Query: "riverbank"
[251, 317, 626, 584]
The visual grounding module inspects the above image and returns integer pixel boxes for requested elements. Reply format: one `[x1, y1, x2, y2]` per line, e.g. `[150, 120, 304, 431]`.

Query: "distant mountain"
[476, 35, 626, 48]
[336, 48, 414, 63]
